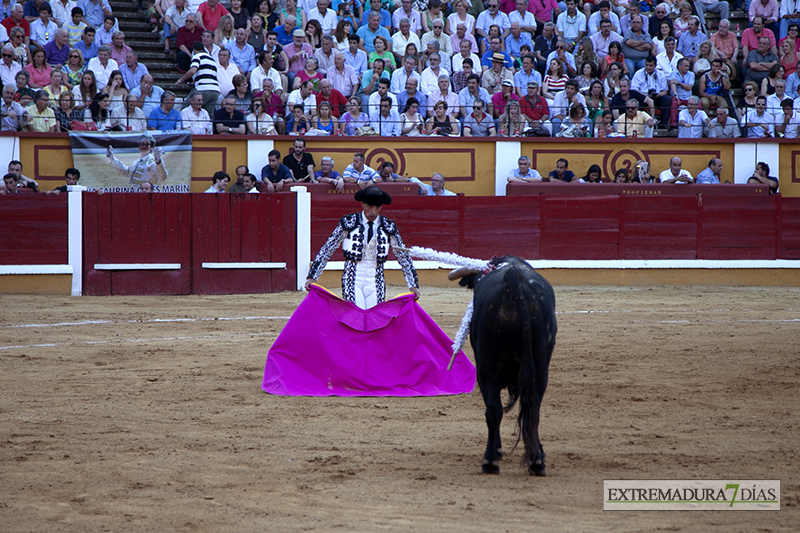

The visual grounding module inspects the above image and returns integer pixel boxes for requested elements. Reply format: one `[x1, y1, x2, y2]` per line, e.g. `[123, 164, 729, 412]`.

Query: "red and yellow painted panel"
[521, 141, 735, 184]
[275, 139, 497, 196]
[779, 144, 800, 198]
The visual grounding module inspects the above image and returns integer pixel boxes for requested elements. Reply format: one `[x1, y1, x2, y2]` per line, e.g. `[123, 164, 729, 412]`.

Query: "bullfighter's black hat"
[354, 185, 392, 206]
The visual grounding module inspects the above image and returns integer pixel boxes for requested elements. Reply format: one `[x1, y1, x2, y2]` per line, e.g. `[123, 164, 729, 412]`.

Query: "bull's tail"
[506, 265, 542, 470]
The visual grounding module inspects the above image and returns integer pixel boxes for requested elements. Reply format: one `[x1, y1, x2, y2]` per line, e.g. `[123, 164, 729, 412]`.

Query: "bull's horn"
[448, 266, 479, 281]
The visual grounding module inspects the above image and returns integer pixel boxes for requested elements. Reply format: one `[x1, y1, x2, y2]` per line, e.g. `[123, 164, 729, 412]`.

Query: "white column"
[67, 186, 84, 296]
[495, 141, 521, 196]
[292, 185, 311, 290]
[247, 139, 274, 181]
[733, 141, 779, 184]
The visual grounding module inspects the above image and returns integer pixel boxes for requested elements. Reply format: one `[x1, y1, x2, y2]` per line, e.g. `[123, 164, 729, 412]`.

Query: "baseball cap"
[501, 79, 513, 87]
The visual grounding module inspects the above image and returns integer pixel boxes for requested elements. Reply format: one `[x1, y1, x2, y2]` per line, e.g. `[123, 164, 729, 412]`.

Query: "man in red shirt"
[196, 0, 229, 32]
[2, 4, 31, 41]
[176, 13, 204, 72]
[316, 78, 348, 117]
[519, 80, 550, 128]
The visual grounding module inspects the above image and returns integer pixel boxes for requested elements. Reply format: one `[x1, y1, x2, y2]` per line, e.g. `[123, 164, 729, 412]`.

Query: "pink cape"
[261, 285, 476, 397]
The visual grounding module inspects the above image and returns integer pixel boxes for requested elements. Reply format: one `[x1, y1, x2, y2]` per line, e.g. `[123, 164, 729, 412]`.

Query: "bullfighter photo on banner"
[68, 131, 192, 192]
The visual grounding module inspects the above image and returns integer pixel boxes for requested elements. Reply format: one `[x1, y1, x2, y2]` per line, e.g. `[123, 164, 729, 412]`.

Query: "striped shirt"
[190, 52, 219, 93]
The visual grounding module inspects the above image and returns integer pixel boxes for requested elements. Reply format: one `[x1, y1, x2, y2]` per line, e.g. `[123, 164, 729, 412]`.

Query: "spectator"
[393, 18, 421, 63]
[648, 2, 672, 39]
[2, 6, 30, 48]
[71, 69, 95, 111]
[368, 95, 401, 135]
[342, 151, 380, 186]
[390, 54, 420, 94]
[205, 171, 229, 193]
[677, 17, 706, 64]
[577, 164, 603, 183]
[392, 0, 420, 34]
[245, 97, 277, 135]
[591, 19, 622, 60]
[451, 55, 473, 93]
[286, 103, 311, 133]
[656, 36, 683, 77]
[87, 44, 117, 90]
[176, 14, 203, 72]
[483, 51, 515, 95]
[420, 18, 452, 62]
[779, 40, 798, 79]
[555, 102, 591, 137]
[619, 0, 647, 35]
[613, 98, 656, 137]
[250, 51, 285, 98]
[109, 31, 131, 66]
[253, 0, 277, 33]
[360, 57, 390, 106]
[588, 1, 619, 35]
[341, 96, 370, 135]
[462, 98, 495, 136]
[743, 95, 774, 137]
[746, 36, 779, 84]
[283, 137, 315, 181]
[742, 17, 777, 70]
[25, 47, 51, 89]
[668, 58, 694, 126]
[199, 29, 221, 61]
[399, 97, 424, 135]
[1, 173, 23, 194]
[677, 95, 709, 138]
[74, 25, 97, 61]
[737, 80, 760, 117]
[411, 172, 456, 196]
[286, 79, 317, 116]
[42, 69, 67, 102]
[427, 74, 459, 117]
[5, 160, 38, 191]
[507, 155, 542, 183]
[425, 98, 458, 135]
[542, 57, 569, 100]
[631, 56, 670, 125]
[77, 0, 111, 30]
[361, 0, 391, 32]
[450, 32, 479, 72]
[519, 80, 550, 129]
[227, 27, 256, 77]
[314, 156, 342, 188]
[284, 28, 313, 89]
[357, 11, 390, 54]
[489, 78, 519, 118]
[162, 0, 190, 55]
[308, 0, 337, 35]
[747, 161, 779, 194]
[421, 0, 445, 34]
[750, 0, 780, 37]
[148, 90, 182, 130]
[316, 78, 348, 117]
[9, 27, 30, 66]
[419, 52, 447, 96]
[180, 91, 213, 134]
[255, 78, 285, 133]
[710, 20, 739, 78]
[15, 70, 37, 106]
[226, 74, 253, 114]
[775, 97, 800, 138]
[509, 0, 536, 38]
[622, 15, 652, 74]
[345, 33, 368, 75]
[129, 73, 163, 118]
[602, 41, 628, 79]
[30, 3, 57, 51]
[0, 44, 22, 87]
[213, 94, 245, 134]
[328, 51, 360, 98]
[481, 35, 513, 71]
[498, 99, 530, 136]
[95, 15, 115, 46]
[118, 50, 147, 91]
[365, 76, 395, 113]
[51, 167, 81, 194]
[228, 165, 249, 193]
[696, 158, 724, 184]
[376, 160, 411, 183]
[458, 72, 490, 117]
[546, 39, 577, 77]
[699, 58, 731, 113]
[653, 19, 674, 55]
[197, 0, 229, 32]
[708, 107, 741, 138]
[314, 34, 336, 73]
[84, 91, 115, 131]
[111, 93, 148, 132]
[1, 83, 28, 131]
[766, 74, 788, 113]
[476, 0, 510, 41]
[61, 48, 86, 90]
[397, 76, 427, 115]
[176, 41, 220, 118]
[659, 156, 694, 184]
[261, 149, 294, 192]
[535, 22, 560, 76]
[550, 79, 586, 130]
[556, 0, 585, 48]
[546, 158, 575, 182]
[273, 13, 294, 47]
[780, 2, 800, 40]
[45, 28, 70, 67]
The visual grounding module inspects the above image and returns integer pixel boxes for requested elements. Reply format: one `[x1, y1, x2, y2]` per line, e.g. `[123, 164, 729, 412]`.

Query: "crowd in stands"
[2, 0, 800, 138]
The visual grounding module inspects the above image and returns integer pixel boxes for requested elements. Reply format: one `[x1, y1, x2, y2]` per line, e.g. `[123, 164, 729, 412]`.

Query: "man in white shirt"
[391, 18, 420, 63]
[390, 54, 421, 94]
[632, 56, 671, 125]
[677, 96, 709, 138]
[775, 98, 800, 138]
[250, 52, 284, 97]
[656, 36, 683, 76]
[308, 0, 338, 35]
[286, 80, 317, 117]
[181, 92, 213, 134]
[476, 1, 511, 40]
[509, 0, 537, 37]
[659, 157, 694, 184]
[0, 44, 22, 87]
[314, 35, 336, 74]
[590, 19, 622, 59]
[556, 0, 586, 48]
[87, 44, 118, 90]
[588, 1, 620, 34]
[391, 0, 421, 34]
[215, 48, 240, 96]
[766, 78, 788, 115]
[420, 19, 452, 62]
[419, 52, 448, 96]
[367, 78, 397, 114]
[427, 74, 460, 118]
[743, 95, 774, 137]
[451, 39, 480, 73]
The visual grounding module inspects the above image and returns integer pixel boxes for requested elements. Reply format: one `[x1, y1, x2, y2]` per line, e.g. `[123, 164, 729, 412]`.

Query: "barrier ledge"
[506, 183, 769, 196]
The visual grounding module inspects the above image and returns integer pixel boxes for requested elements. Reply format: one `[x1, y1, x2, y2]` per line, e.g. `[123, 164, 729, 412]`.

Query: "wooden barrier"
[287, 182, 420, 196]
[506, 183, 770, 196]
[0, 194, 68, 265]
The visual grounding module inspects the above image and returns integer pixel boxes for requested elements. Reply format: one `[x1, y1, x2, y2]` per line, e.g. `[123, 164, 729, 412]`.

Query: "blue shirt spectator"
[480, 49, 513, 69]
[368, 107, 401, 136]
[344, 47, 368, 76]
[505, 33, 533, 59]
[148, 106, 182, 130]
[119, 62, 149, 91]
[360, 8, 391, 29]
[356, 23, 390, 54]
[262, 162, 293, 183]
[75, 38, 98, 61]
[77, 0, 112, 29]
[274, 24, 293, 46]
[677, 28, 706, 58]
[227, 41, 257, 75]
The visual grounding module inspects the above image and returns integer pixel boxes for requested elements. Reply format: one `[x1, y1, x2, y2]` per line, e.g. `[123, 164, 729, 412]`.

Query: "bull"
[450, 256, 557, 475]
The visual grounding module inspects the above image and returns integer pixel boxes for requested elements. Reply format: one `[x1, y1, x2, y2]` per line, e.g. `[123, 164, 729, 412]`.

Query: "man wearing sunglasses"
[0, 43, 21, 86]
[476, 1, 511, 41]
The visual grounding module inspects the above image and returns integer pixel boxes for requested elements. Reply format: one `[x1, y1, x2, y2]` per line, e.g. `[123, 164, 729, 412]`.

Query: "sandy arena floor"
[1, 285, 798, 532]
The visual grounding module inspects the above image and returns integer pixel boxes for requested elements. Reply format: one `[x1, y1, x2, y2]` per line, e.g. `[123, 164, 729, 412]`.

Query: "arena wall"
[2, 133, 799, 197]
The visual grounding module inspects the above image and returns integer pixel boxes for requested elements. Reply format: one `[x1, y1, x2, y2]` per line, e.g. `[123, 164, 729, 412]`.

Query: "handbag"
[70, 120, 97, 131]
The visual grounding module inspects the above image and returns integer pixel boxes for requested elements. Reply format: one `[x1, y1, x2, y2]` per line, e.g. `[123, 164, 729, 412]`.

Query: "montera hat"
[354, 185, 392, 206]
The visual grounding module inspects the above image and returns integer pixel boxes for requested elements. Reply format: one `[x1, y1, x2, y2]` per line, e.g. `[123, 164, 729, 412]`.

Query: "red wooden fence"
[0, 195, 67, 265]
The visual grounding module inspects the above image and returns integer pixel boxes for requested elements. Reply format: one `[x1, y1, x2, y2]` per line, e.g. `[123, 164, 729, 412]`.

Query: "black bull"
[453, 256, 557, 475]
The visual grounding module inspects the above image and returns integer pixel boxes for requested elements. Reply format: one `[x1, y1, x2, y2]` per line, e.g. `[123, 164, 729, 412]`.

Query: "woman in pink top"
[25, 48, 52, 89]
